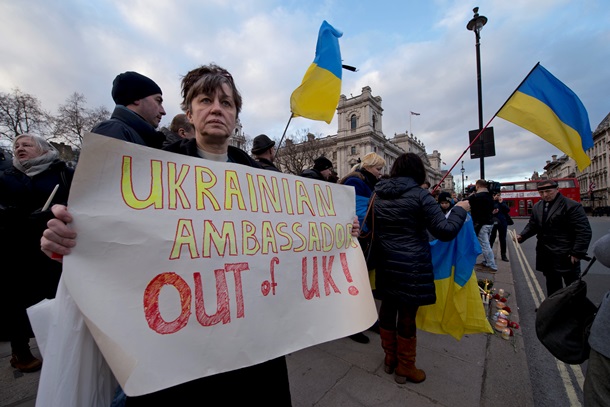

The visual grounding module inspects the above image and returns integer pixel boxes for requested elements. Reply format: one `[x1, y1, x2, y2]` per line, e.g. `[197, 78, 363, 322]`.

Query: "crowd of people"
[1, 64, 607, 406]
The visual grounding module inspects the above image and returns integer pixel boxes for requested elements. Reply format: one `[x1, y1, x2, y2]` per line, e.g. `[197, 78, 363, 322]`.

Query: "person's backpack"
[535, 257, 599, 364]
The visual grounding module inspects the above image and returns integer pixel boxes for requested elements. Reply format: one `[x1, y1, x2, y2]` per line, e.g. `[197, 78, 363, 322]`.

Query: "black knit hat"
[111, 71, 162, 106]
[251, 134, 275, 155]
[438, 191, 453, 204]
[313, 156, 333, 171]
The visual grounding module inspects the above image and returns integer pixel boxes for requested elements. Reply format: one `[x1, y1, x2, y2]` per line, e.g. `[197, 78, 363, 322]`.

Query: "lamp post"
[467, 7, 487, 180]
[461, 160, 465, 196]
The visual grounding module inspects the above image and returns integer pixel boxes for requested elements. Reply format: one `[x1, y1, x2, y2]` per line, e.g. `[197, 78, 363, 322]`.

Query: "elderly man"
[516, 179, 591, 296]
[92, 71, 166, 148]
[251, 134, 280, 172]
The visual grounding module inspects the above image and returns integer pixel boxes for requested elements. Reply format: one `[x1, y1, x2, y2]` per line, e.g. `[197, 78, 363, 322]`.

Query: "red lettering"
[302, 256, 320, 299]
[322, 255, 340, 295]
[194, 270, 231, 326]
[143, 272, 191, 334]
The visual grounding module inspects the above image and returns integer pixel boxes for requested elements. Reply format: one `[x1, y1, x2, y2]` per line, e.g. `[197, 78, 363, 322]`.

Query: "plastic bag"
[27, 276, 117, 407]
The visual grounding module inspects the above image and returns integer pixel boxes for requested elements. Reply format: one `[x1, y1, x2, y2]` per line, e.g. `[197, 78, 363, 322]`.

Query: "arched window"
[350, 114, 357, 130]
[372, 114, 377, 130]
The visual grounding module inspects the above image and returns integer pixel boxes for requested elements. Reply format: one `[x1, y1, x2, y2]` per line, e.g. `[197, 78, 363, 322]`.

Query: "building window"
[350, 114, 357, 130]
[372, 114, 377, 130]
[373, 146, 377, 152]
[351, 146, 356, 155]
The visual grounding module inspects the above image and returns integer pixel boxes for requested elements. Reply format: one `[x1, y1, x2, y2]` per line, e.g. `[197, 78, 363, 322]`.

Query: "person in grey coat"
[372, 153, 470, 385]
[583, 232, 610, 407]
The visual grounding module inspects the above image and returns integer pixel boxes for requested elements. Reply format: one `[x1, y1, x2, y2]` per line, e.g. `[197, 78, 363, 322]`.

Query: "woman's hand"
[40, 204, 77, 262]
[455, 200, 470, 212]
[351, 217, 360, 237]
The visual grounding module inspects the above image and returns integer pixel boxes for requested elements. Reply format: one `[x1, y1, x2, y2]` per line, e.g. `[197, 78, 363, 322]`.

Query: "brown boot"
[395, 335, 426, 384]
[379, 328, 397, 374]
[10, 350, 42, 373]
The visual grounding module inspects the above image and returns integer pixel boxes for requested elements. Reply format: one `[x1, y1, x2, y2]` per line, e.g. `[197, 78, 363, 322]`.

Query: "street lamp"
[461, 160, 465, 196]
[467, 6, 487, 179]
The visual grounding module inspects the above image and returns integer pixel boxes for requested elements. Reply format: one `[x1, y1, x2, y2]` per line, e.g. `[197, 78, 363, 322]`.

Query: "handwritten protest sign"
[62, 133, 377, 396]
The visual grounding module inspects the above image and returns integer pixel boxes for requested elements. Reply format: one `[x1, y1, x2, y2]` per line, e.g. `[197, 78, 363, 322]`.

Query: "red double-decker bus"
[499, 178, 581, 218]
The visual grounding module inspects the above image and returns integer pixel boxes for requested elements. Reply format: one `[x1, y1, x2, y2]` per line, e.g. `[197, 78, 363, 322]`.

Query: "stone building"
[582, 112, 610, 207]
[276, 86, 453, 191]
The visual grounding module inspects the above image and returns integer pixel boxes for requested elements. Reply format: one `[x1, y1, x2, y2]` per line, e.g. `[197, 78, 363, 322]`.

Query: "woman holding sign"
[0, 134, 73, 372]
[42, 64, 361, 405]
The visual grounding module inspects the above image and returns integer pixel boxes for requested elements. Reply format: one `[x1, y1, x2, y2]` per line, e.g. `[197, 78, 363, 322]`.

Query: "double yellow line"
[508, 228, 585, 405]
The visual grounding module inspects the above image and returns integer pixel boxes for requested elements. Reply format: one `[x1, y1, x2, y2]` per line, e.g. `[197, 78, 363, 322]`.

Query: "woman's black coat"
[373, 176, 467, 306]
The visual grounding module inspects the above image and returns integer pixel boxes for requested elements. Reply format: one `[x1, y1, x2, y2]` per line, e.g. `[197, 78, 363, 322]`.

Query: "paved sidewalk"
[1, 245, 534, 407]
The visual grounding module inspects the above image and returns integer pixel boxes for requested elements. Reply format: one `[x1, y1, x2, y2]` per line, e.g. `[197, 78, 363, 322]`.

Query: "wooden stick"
[42, 184, 60, 211]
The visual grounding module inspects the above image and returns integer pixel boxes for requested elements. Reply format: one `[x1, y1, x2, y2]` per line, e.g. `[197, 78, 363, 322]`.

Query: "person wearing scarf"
[0, 134, 74, 372]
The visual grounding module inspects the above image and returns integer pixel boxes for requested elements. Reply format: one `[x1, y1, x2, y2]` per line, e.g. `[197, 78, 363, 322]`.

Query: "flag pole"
[275, 114, 294, 158]
[410, 113, 412, 136]
[432, 115, 496, 193]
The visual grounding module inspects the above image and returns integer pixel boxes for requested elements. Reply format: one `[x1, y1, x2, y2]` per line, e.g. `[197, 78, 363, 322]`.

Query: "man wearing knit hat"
[251, 134, 280, 172]
[91, 71, 166, 149]
[301, 155, 334, 181]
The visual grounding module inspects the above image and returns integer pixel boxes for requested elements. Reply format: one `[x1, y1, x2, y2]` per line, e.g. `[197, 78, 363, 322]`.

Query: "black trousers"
[490, 222, 507, 257]
[543, 269, 580, 296]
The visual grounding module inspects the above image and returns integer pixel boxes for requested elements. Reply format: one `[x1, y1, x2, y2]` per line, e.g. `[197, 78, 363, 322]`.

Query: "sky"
[1, 0, 609, 184]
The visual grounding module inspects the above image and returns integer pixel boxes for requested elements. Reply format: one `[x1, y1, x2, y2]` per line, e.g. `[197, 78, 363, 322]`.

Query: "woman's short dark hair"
[180, 63, 242, 117]
[389, 153, 426, 185]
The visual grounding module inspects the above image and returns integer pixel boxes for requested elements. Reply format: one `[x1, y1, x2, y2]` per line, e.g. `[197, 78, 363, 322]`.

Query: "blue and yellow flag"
[416, 215, 493, 340]
[290, 21, 342, 124]
[497, 63, 593, 171]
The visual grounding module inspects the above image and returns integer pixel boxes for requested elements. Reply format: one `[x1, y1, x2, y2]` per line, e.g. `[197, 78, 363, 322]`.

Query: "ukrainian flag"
[416, 215, 493, 340]
[290, 21, 342, 124]
[497, 63, 593, 171]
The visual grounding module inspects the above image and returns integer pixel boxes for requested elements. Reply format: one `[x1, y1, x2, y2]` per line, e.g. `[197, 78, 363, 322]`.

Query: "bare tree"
[0, 88, 51, 143]
[52, 92, 110, 147]
[274, 128, 333, 175]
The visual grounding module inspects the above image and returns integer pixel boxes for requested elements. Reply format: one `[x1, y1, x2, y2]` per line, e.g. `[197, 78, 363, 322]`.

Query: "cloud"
[1, 0, 608, 184]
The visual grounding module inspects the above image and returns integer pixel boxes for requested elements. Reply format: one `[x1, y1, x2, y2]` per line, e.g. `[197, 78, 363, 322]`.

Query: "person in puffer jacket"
[373, 152, 470, 385]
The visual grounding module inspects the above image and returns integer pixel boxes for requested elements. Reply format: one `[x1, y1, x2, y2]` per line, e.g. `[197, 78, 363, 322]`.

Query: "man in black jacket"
[516, 179, 592, 296]
[92, 71, 167, 148]
[468, 179, 497, 272]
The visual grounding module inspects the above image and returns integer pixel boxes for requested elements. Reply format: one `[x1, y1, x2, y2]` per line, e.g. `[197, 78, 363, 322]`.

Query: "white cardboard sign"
[63, 133, 377, 396]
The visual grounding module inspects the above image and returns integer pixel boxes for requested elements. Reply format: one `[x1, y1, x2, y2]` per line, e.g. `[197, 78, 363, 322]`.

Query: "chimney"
[552, 155, 557, 161]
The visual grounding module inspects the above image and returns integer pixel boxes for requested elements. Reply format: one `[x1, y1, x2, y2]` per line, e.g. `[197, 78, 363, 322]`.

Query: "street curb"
[478, 244, 535, 407]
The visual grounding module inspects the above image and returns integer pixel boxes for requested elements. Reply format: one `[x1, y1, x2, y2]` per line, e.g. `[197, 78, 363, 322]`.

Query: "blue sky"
[1, 0, 608, 183]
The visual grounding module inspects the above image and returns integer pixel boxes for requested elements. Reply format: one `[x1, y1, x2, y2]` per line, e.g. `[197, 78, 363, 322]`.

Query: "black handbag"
[358, 194, 376, 270]
[505, 214, 514, 225]
[535, 257, 599, 364]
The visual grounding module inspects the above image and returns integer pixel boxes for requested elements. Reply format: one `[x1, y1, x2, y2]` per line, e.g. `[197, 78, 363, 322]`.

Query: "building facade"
[278, 86, 452, 191]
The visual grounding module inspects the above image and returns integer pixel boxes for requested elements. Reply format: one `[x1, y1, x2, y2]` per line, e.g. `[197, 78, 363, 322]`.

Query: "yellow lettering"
[195, 166, 220, 210]
[225, 170, 246, 210]
[169, 219, 199, 259]
[167, 162, 191, 209]
[121, 156, 163, 209]
[202, 220, 237, 257]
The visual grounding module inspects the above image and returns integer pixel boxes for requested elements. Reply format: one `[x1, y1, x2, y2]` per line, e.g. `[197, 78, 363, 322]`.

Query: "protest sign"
[62, 133, 377, 396]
